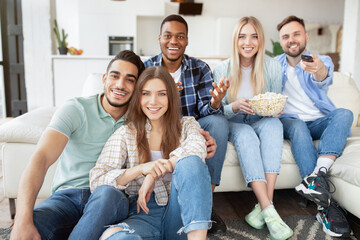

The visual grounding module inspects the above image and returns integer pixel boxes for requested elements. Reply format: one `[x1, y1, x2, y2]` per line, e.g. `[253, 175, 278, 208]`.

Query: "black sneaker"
[208, 209, 227, 234]
[316, 199, 352, 238]
[295, 167, 334, 208]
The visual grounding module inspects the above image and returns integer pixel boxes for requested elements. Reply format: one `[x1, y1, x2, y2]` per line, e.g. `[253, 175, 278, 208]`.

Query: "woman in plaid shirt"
[90, 66, 212, 240]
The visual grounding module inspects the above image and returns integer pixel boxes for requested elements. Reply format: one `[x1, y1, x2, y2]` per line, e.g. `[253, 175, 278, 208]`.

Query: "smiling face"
[102, 60, 138, 108]
[159, 21, 188, 63]
[140, 78, 169, 124]
[237, 23, 259, 64]
[279, 21, 308, 58]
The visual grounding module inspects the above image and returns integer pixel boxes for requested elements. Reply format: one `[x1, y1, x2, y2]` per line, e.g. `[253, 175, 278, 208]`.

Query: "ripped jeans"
[101, 156, 212, 240]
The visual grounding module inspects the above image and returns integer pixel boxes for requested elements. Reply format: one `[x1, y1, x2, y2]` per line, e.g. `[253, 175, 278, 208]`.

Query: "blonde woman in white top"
[213, 16, 293, 240]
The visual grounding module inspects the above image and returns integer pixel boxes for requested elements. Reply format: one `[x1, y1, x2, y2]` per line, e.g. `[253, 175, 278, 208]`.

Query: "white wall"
[57, 0, 345, 57]
[340, 0, 360, 89]
[137, 16, 162, 56]
[22, 0, 54, 111]
[22, 0, 356, 111]
[55, 0, 79, 49]
[0, 16, 5, 118]
[56, 0, 165, 55]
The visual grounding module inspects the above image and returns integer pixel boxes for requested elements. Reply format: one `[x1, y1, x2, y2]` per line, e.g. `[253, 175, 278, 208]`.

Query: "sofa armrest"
[2, 143, 57, 199]
[0, 107, 56, 144]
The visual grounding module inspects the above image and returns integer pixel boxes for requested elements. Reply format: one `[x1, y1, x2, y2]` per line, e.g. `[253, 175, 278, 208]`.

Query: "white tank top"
[236, 65, 254, 100]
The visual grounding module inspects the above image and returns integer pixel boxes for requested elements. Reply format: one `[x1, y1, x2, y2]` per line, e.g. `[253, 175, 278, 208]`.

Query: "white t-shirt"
[236, 65, 254, 100]
[169, 66, 182, 83]
[283, 65, 325, 121]
[150, 150, 172, 182]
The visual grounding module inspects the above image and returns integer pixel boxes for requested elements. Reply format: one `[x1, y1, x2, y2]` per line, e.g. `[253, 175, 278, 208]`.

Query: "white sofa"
[1, 72, 360, 220]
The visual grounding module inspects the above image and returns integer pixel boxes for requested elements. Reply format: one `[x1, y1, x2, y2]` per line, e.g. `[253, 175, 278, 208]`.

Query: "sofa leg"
[9, 198, 16, 219]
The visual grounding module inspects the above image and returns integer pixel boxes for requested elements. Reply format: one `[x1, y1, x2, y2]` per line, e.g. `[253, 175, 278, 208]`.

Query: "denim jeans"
[280, 108, 353, 178]
[33, 185, 129, 240]
[102, 156, 212, 240]
[228, 114, 283, 186]
[198, 114, 229, 185]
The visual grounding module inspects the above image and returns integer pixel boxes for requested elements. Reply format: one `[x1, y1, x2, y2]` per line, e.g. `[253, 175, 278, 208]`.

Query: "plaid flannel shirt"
[144, 53, 223, 119]
[89, 116, 207, 206]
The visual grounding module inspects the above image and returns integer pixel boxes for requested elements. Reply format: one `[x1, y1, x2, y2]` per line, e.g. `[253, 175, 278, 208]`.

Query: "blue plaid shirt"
[144, 54, 223, 119]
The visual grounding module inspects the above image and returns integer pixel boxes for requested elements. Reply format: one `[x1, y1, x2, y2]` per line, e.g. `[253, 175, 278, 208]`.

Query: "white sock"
[313, 157, 334, 174]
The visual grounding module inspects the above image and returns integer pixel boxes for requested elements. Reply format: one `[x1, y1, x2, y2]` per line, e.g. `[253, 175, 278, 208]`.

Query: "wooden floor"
[213, 190, 360, 238]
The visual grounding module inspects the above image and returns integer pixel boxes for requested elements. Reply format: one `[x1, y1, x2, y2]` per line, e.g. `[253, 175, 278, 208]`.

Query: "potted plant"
[265, 39, 283, 57]
[53, 19, 68, 55]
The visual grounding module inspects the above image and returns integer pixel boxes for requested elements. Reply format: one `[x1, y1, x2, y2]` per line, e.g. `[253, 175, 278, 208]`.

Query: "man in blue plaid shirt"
[144, 14, 229, 234]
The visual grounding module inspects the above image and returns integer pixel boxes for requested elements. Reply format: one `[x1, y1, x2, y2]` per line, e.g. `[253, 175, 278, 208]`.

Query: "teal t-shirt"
[48, 94, 124, 193]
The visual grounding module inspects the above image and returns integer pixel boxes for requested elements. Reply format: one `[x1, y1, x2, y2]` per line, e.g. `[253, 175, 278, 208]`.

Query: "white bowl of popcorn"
[248, 92, 287, 116]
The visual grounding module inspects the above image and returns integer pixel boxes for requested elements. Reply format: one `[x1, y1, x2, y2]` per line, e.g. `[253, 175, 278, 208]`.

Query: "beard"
[284, 42, 306, 58]
[105, 92, 131, 108]
[163, 52, 182, 62]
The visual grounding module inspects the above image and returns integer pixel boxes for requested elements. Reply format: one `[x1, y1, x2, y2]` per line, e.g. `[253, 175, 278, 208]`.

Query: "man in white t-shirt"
[275, 15, 353, 238]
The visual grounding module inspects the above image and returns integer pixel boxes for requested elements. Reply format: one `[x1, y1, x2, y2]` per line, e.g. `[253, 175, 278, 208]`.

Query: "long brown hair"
[229, 16, 266, 102]
[127, 66, 182, 163]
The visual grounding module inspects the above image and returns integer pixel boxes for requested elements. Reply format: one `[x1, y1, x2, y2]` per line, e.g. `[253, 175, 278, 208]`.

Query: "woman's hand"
[232, 97, 255, 115]
[137, 175, 156, 214]
[141, 159, 173, 179]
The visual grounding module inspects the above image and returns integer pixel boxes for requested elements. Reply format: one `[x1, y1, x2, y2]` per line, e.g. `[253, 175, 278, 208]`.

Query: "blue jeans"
[280, 108, 353, 178]
[228, 114, 283, 187]
[33, 185, 129, 240]
[102, 156, 212, 240]
[198, 115, 229, 185]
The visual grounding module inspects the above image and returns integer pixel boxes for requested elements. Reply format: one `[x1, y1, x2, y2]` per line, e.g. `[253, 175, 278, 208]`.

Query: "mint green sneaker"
[245, 203, 265, 229]
[262, 205, 293, 240]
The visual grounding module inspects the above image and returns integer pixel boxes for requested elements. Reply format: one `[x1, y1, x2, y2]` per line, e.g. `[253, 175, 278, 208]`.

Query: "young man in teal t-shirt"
[10, 51, 145, 240]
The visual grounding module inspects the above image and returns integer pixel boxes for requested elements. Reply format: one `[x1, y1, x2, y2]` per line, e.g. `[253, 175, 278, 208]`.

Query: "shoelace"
[316, 167, 336, 194]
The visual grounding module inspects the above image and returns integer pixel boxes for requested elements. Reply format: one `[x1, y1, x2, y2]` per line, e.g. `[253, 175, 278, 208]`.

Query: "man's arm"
[200, 129, 217, 159]
[210, 76, 230, 110]
[10, 129, 68, 240]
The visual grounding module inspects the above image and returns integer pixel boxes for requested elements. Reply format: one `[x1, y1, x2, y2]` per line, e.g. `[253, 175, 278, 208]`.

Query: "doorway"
[0, 0, 27, 117]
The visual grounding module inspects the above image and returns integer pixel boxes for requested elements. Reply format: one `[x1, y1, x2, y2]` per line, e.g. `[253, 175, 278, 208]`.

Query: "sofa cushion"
[330, 134, 360, 188]
[81, 73, 104, 97]
[328, 72, 360, 127]
[0, 107, 56, 144]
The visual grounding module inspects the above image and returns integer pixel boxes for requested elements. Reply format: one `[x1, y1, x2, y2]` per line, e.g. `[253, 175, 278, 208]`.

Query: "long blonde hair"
[228, 16, 266, 102]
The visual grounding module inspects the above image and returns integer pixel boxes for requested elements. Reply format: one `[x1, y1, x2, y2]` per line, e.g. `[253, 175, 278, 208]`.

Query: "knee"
[333, 108, 353, 124]
[101, 227, 123, 240]
[203, 115, 229, 135]
[262, 117, 283, 131]
[230, 124, 258, 144]
[286, 119, 308, 138]
[92, 185, 128, 207]
[176, 156, 208, 177]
